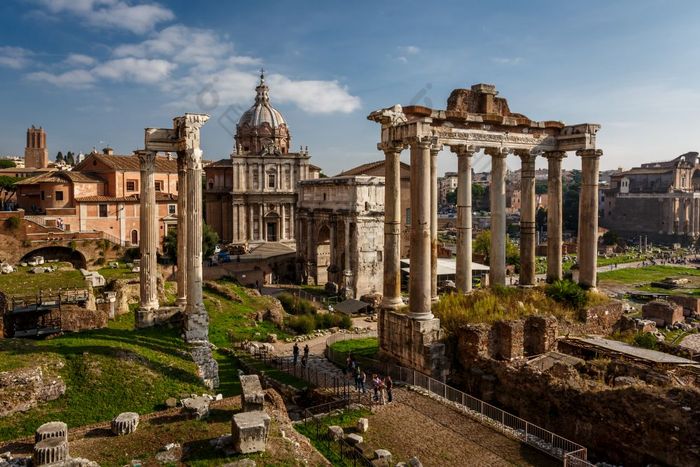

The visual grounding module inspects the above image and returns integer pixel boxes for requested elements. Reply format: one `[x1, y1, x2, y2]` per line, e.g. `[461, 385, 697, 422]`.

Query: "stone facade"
[296, 176, 384, 298]
[204, 72, 320, 246]
[601, 152, 700, 242]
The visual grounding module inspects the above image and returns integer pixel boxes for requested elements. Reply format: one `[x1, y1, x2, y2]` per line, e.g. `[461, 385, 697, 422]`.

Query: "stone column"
[343, 218, 351, 290]
[281, 204, 286, 240]
[487, 148, 508, 287]
[577, 149, 602, 289]
[409, 137, 433, 319]
[259, 204, 264, 240]
[667, 198, 675, 235]
[430, 146, 439, 302]
[329, 218, 336, 284]
[518, 150, 537, 286]
[679, 199, 686, 234]
[381, 145, 404, 309]
[545, 151, 566, 283]
[184, 145, 208, 342]
[137, 150, 159, 327]
[176, 153, 188, 306]
[248, 205, 254, 240]
[453, 145, 476, 293]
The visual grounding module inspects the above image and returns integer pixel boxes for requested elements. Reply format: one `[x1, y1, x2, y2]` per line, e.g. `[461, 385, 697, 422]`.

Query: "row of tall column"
[380, 142, 603, 319]
[666, 196, 700, 236]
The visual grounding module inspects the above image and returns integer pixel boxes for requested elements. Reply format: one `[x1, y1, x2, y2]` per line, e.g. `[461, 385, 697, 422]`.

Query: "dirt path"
[272, 316, 377, 358]
[363, 388, 559, 467]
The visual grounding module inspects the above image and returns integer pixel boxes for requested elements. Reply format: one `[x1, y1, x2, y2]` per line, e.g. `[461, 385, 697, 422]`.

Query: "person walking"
[301, 354, 307, 369]
[303, 344, 309, 362]
[354, 365, 362, 391]
[372, 374, 379, 402]
[377, 376, 386, 405]
[360, 369, 367, 394]
[384, 375, 393, 403]
[292, 342, 299, 366]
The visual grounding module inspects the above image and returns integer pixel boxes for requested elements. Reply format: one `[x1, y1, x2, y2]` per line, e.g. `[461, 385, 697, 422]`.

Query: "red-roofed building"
[15, 148, 179, 247]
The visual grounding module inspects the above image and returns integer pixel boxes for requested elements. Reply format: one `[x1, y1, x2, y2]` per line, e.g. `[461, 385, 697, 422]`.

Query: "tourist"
[384, 375, 393, 403]
[345, 355, 352, 376]
[372, 373, 379, 401]
[301, 354, 308, 368]
[303, 344, 309, 361]
[292, 342, 299, 366]
[359, 369, 367, 394]
[354, 365, 362, 391]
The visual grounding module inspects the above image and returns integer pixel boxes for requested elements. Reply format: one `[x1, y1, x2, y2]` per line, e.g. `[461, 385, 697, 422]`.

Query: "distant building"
[438, 171, 458, 205]
[0, 156, 24, 168]
[24, 126, 49, 169]
[204, 72, 320, 246]
[14, 148, 179, 246]
[601, 152, 700, 242]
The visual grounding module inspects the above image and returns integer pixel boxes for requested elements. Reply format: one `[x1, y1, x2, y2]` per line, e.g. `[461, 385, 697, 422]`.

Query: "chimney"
[103, 147, 114, 156]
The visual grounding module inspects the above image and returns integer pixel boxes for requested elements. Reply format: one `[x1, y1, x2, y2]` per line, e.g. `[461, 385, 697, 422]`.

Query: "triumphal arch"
[368, 83, 601, 375]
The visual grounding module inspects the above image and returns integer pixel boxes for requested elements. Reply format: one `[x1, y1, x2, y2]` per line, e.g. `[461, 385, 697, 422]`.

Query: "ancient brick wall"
[492, 320, 524, 361]
[668, 294, 700, 314]
[524, 316, 558, 356]
[583, 301, 624, 334]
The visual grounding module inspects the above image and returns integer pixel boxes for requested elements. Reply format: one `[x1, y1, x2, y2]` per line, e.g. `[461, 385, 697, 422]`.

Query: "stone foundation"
[184, 306, 209, 342]
[669, 294, 700, 315]
[523, 316, 558, 356]
[190, 344, 219, 390]
[240, 375, 265, 412]
[231, 411, 271, 454]
[378, 309, 448, 379]
[642, 300, 684, 326]
[492, 320, 524, 361]
[583, 300, 624, 333]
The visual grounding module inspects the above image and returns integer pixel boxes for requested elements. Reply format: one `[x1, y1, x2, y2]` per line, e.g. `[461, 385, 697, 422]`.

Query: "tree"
[0, 160, 16, 169]
[535, 180, 548, 194]
[56, 151, 64, 163]
[446, 189, 457, 205]
[162, 222, 220, 264]
[472, 183, 486, 201]
[563, 170, 581, 233]
[536, 207, 547, 232]
[601, 230, 619, 246]
[0, 176, 19, 210]
[473, 229, 520, 265]
[65, 152, 75, 166]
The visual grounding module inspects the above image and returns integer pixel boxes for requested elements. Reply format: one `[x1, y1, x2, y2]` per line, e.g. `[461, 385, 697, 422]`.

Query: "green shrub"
[122, 247, 140, 262]
[633, 332, 658, 350]
[286, 314, 316, 334]
[545, 280, 588, 310]
[4, 216, 20, 231]
[278, 292, 316, 315]
[315, 312, 352, 330]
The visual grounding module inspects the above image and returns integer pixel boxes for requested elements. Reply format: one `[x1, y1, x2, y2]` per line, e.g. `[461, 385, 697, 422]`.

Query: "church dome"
[235, 71, 290, 155]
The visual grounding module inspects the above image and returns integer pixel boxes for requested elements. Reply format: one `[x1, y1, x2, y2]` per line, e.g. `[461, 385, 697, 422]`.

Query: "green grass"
[295, 408, 371, 467]
[597, 254, 644, 267]
[598, 265, 700, 284]
[329, 337, 379, 359]
[0, 313, 207, 442]
[0, 264, 85, 296]
[97, 266, 138, 282]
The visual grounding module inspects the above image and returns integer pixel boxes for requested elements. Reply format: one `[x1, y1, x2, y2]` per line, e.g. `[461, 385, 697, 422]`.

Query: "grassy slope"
[0, 263, 85, 295]
[329, 338, 379, 359]
[598, 265, 700, 295]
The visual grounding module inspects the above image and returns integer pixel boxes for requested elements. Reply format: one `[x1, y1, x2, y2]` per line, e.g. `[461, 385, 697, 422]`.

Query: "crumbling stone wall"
[60, 304, 108, 332]
[524, 316, 558, 355]
[582, 300, 624, 334]
[456, 324, 490, 361]
[378, 309, 449, 379]
[669, 294, 700, 315]
[492, 320, 524, 361]
[0, 366, 66, 418]
[643, 300, 684, 326]
[451, 358, 699, 466]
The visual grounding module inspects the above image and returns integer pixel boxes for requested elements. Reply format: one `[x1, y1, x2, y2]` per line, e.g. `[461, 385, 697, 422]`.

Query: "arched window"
[131, 229, 138, 245]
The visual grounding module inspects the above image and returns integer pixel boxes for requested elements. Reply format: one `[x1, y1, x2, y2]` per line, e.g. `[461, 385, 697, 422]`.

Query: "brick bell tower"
[25, 125, 48, 169]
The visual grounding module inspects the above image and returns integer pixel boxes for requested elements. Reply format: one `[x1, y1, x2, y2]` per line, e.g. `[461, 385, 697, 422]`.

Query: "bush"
[277, 293, 316, 315]
[545, 280, 588, 310]
[122, 247, 140, 262]
[286, 314, 316, 334]
[633, 332, 658, 350]
[4, 216, 20, 231]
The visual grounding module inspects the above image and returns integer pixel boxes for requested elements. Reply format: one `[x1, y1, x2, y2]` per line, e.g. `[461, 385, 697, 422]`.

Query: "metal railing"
[326, 336, 595, 466]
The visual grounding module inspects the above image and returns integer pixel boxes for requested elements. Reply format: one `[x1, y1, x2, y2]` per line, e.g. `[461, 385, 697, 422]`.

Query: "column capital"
[378, 142, 406, 154]
[576, 148, 603, 159]
[450, 144, 480, 156]
[407, 135, 437, 149]
[515, 149, 538, 165]
[136, 150, 157, 172]
[485, 147, 511, 158]
[185, 147, 204, 171]
[543, 150, 567, 161]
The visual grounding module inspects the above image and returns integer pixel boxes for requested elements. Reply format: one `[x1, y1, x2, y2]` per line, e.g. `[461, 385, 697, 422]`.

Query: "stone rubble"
[111, 412, 139, 436]
[181, 395, 211, 420]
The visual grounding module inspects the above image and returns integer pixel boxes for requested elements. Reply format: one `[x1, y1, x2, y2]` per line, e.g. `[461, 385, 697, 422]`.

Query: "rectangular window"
[99, 204, 108, 217]
[268, 174, 276, 189]
[168, 204, 176, 215]
[155, 181, 164, 192]
[55, 191, 64, 201]
[40, 191, 45, 200]
[126, 180, 136, 191]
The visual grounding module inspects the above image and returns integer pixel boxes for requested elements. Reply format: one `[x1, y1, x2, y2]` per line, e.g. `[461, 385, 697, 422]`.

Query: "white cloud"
[399, 45, 420, 55]
[64, 53, 96, 67]
[491, 57, 523, 65]
[28, 69, 96, 88]
[35, 0, 174, 34]
[267, 74, 361, 114]
[94, 57, 176, 83]
[0, 46, 33, 69]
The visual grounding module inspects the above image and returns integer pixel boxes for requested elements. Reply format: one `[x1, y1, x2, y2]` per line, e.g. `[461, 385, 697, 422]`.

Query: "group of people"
[345, 355, 393, 404]
[292, 342, 310, 368]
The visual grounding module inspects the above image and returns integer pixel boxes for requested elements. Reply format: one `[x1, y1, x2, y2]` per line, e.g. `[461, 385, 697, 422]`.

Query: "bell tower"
[25, 125, 49, 169]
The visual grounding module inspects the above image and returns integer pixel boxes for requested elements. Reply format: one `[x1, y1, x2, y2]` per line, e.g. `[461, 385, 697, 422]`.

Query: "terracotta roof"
[16, 170, 104, 185]
[336, 160, 410, 177]
[75, 193, 178, 203]
[74, 153, 178, 173]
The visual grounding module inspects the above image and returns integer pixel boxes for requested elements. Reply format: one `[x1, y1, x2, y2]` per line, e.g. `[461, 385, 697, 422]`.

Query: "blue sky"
[1, 0, 700, 175]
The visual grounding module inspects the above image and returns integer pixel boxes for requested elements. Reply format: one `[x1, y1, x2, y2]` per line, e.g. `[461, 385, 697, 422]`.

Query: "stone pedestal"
[182, 395, 211, 420]
[381, 146, 404, 309]
[33, 437, 68, 466]
[240, 374, 265, 412]
[111, 412, 139, 436]
[232, 411, 271, 454]
[35, 421, 68, 443]
[545, 151, 565, 283]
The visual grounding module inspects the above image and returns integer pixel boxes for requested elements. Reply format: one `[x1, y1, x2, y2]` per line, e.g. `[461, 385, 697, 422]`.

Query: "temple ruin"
[368, 83, 601, 375]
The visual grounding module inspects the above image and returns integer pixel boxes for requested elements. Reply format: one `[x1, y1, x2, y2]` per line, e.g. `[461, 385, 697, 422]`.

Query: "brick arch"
[20, 246, 87, 269]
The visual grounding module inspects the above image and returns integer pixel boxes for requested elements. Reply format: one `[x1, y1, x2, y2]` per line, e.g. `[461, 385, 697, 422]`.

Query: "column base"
[408, 312, 435, 321]
[176, 297, 187, 307]
[184, 303, 209, 343]
[136, 308, 155, 329]
[381, 296, 404, 310]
